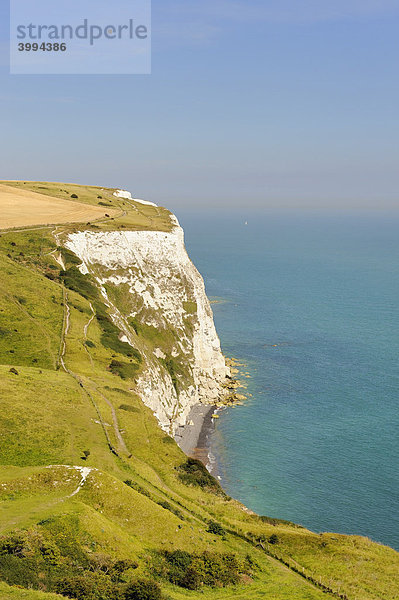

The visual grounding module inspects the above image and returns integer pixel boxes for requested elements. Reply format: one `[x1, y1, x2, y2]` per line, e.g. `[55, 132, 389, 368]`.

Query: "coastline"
[174, 357, 248, 473]
[174, 403, 217, 471]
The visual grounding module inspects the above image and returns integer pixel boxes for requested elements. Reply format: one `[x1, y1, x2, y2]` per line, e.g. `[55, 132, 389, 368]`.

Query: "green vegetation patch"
[0, 521, 139, 600]
[57, 247, 81, 269]
[183, 301, 197, 315]
[160, 356, 180, 393]
[0, 230, 57, 276]
[153, 549, 253, 590]
[206, 521, 225, 536]
[0, 367, 102, 467]
[177, 459, 225, 496]
[109, 360, 140, 380]
[119, 404, 139, 413]
[60, 267, 98, 300]
[0, 254, 63, 370]
[59, 260, 141, 366]
[95, 305, 141, 362]
[124, 579, 162, 600]
[128, 319, 176, 349]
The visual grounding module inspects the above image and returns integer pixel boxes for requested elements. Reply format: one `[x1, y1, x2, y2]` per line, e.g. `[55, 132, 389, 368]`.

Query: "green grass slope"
[0, 183, 398, 600]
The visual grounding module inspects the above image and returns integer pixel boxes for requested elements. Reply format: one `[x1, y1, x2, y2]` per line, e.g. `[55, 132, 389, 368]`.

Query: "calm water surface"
[179, 210, 399, 550]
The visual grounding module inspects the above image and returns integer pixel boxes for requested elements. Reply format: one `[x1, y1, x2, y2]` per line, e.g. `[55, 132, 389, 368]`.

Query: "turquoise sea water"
[179, 211, 399, 550]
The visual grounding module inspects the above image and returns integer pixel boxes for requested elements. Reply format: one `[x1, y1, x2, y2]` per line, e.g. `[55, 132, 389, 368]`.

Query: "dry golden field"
[0, 183, 118, 229]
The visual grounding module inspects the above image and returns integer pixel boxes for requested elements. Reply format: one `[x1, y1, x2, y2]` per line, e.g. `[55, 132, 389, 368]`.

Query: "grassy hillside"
[0, 183, 398, 600]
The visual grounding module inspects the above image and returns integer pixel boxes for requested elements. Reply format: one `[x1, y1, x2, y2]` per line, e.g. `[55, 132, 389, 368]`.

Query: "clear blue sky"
[1, 0, 399, 212]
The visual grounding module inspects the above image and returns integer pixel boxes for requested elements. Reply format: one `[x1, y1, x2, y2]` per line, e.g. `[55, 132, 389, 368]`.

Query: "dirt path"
[57, 287, 118, 455]
[84, 302, 95, 339]
[96, 388, 132, 457]
[59, 289, 70, 373]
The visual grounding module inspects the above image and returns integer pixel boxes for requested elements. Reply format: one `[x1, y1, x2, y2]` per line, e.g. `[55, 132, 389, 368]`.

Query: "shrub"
[71, 193, 79, 198]
[45, 272, 57, 280]
[60, 267, 98, 300]
[85, 340, 96, 348]
[124, 480, 151, 498]
[164, 550, 192, 572]
[180, 567, 201, 590]
[105, 386, 130, 395]
[110, 558, 138, 577]
[109, 360, 140, 380]
[0, 527, 133, 598]
[55, 575, 91, 598]
[124, 578, 162, 600]
[96, 306, 141, 361]
[156, 501, 184, 520]
[161, 550, 192, 587]
[190, 552, 240, 587]
[207, 520, 225, 536]
[128, 317, 140, 335]
[119, 404, 139, 413]
[0, 554, 40, 588]
[9, 368, 19, 376]
[58, 246, 82, 268]
[268, 533, 279, 545]
[258, 514, 302, 528]
[162, 436, 174, 444]
[54, 572, 122, 600]
[0, 533, 25, 557]
[177, 458, 224, 495]
[160, 356, 179, 393]
[158, 550, 248, 590]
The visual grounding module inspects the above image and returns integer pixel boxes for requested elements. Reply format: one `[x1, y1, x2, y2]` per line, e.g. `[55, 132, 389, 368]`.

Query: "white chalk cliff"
[113, 189, 158, 207]
[65, 213, 229, 434]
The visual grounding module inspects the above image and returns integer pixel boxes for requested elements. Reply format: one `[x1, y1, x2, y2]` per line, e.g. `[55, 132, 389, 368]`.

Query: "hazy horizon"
[1, 0, 398, 212]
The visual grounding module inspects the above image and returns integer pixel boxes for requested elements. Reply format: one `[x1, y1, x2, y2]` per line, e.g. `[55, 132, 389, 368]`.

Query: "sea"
[178, 209, 399, 551]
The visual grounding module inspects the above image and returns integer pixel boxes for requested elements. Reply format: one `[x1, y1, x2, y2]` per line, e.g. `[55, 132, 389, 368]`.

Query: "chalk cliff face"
[65, 215, 229, 433]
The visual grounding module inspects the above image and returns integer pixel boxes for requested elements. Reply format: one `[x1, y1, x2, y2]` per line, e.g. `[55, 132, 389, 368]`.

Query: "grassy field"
[0, 181, 174, 233]
[0, 182, 398, 600]
[0, 582, 65, 599]
[0, 183, 119, 229]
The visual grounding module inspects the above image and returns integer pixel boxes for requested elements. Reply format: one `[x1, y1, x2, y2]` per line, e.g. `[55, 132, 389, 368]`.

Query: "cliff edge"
[64, 203, 229, 433]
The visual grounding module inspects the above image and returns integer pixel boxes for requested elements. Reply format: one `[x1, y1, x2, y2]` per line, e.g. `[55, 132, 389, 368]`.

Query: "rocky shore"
[174, 357, 249, 469]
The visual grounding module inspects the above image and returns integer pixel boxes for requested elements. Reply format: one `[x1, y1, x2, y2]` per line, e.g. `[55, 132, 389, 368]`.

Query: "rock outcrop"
[65, 213, 229, 433]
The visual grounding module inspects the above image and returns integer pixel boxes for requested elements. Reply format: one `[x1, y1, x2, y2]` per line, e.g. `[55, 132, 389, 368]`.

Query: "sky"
[1, 0, 399, 212]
